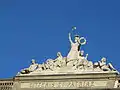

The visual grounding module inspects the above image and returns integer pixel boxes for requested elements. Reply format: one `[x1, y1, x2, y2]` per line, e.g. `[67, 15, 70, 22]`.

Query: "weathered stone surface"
[0, 78, 14, 90]
[12, 73, 119, 90]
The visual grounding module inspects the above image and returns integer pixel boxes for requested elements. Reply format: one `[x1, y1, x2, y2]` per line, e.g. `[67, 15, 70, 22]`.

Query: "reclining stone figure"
[19, 59, 38, 74]
[94, 57, 116, 71]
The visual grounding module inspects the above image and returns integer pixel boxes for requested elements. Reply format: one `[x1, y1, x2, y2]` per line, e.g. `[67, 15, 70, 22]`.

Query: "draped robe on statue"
[67, 42, 80, 61]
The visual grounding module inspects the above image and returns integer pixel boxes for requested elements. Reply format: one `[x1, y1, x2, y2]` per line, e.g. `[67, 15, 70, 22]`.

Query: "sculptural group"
[18, 31, 118, 75]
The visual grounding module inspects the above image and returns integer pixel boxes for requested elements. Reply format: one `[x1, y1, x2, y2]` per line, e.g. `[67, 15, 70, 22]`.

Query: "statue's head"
[74, 35, 80, 43]
[101, 57, 106, 62]
[31, 59, 36, 64]
[80, 50, 84, 56]
[57, 52, 61, 57]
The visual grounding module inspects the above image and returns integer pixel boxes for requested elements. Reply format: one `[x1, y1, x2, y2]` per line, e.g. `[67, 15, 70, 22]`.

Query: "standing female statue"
[67, 33, 86, 61]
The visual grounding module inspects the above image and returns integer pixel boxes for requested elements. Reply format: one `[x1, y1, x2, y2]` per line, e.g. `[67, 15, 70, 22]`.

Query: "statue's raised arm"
[69, 33, 73, 44]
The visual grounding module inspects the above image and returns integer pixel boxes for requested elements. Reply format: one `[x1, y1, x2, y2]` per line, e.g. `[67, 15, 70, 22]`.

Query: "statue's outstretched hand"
[68, 33, 73, 44]
[69, 33, 71, 36]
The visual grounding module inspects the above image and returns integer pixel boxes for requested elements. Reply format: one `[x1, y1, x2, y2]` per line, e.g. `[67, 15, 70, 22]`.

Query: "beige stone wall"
[14, 73, 119, 89]
[0, 74, 120, 90]
[117, 76, 120, 88]
[0, 78, 13, 90]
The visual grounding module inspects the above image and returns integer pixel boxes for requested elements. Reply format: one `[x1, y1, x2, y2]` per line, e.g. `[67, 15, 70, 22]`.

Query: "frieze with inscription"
[20, 80, 108, 89]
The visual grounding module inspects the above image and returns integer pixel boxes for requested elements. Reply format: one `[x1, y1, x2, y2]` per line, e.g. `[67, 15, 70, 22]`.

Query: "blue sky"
[0, 0, 120, 78]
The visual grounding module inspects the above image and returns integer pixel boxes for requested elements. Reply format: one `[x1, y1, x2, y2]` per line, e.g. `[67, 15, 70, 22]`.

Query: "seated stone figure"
[73, 50, 93, 70]
[54, 52, 66, 67]
[44, 59, 55, 70]
[20, 59, 38, 74]
[94, 57, 116, 71]
[44, 52, 66, 71]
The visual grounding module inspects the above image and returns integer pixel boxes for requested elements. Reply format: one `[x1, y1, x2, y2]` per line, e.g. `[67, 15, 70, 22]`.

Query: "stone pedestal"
[13, 72, 118, 90]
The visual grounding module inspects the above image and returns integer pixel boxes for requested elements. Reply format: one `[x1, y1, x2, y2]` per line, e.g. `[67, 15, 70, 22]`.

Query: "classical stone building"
[0, 29, 120, 90]
[0, 73, 120, 90]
